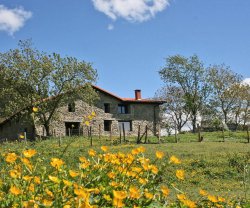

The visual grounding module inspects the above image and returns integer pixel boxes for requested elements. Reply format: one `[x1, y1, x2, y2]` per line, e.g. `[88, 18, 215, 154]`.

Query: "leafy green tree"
[0, 40, 98, 136]
[155, 86, 189, 133]
[207, 65, 242, 127]
[159, 55, 210, 133]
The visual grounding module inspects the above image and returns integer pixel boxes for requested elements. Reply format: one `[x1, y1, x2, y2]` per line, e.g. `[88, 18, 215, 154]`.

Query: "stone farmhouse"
[0, 85, 164, 140]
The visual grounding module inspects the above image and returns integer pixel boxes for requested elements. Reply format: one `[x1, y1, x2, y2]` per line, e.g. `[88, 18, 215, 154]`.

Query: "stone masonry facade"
[0, 86, 164, 140]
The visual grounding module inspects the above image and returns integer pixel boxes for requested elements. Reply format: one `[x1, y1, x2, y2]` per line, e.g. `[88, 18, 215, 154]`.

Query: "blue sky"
[0, 0, 250, 98]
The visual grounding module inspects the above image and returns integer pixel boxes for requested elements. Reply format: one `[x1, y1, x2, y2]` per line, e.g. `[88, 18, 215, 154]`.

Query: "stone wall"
[36, 91, 161, 137]
[0, 113, 34, 141]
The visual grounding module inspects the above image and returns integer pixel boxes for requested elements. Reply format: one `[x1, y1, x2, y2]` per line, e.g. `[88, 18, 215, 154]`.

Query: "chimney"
[135, 89, 141, 100]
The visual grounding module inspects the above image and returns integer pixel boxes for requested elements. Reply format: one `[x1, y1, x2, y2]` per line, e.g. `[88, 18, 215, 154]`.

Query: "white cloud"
[92, 0, 170, 22]
[107, 24, 114, 30]
[243, 78, 250, 86]
[0, 4, 32, 35]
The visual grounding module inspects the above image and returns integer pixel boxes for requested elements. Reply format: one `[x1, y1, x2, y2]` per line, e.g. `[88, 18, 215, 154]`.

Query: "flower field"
[0, 137, 249, 207]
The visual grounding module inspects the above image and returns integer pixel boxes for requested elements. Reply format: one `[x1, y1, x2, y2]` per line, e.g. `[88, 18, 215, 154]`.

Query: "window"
[119, 121, 132, 131]
[68, 102, 75, 112]
[104, 120, 112, 131]
[104, 103, 110, 113]
[118, 104, 129, 114]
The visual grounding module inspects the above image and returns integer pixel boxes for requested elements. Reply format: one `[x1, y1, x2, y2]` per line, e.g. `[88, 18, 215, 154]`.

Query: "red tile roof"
[92, 85, 165, 104]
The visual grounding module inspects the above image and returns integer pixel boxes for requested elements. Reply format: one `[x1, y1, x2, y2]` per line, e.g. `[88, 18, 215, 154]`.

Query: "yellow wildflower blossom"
[156, 151, 164, 159]
[85, 121, 90, 126]
[145, 192, 154, 199]
[176, 169, 185, 180]
[50, 158, 64, 169]
[48, 175, 60, 184]
[129, 186, 140, 199]
[107, 172, 116, 179]
[9, 186, 22, 195]
[88, 149, 96, 157]
[199, 189, 207, 196]
[10, 169, 21, 178]
[32, 107, 38, 112]
[43, 199, 53, 207]
[208, 195, 218, 203]
[113, 190, 127, 208]
[101, 146, 108, 152]
[169, 155, 181, 164]
[23, 149, 37, 158]
[6, 153, 18, 163]
[69, 170, 79, 177]
[161, 186, 170, 197]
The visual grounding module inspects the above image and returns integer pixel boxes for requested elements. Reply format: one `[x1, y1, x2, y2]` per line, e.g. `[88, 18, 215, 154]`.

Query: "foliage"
[159, 55, 211, 133]
[207, 64, 243, 126]
[0, 133, 250, 207]
[155, 86, 189, 132]
[0, 40, 98, 136]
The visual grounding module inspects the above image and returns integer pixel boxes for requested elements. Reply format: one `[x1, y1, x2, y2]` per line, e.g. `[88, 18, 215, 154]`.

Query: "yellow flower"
[145, 192, 154, 199]
[34, 176, 41, 184]
[101, 146, 108, 152]
[156, 151, 164, 159]
[20, 157, 33, 170]
[103, 194, 112, 201]
[161, 186, 170, 197]
[85, 121, 90, 126]
[43, 199, 53, 207]
[176, 169, 185, 180]
[151, 165, 159, 174]
[29, 183, 35, 192]
[74, 188, 90, 200]
[5, 153, 17, 163]
[139, 178, 148, 185]
[199, 189, 207, 196]
[50, 158, 64, 169]
[23, 175, 32, 181]
[19, 134, 25, 139]
[63, 179, 72, 187]
[218, 196, 225, 202]
[69, 170, 79, 177]
[107, 172, 116, 179]
[169, 155, 181, 164]
[88, 149, 96, 157]
[129, 186, 140, 199]
[48, 175, 60, 183]
[113, 190, 127, 208]
[9, 186, 22, 195]
[23, 149, 37, 158]
[208, 195, 218, 203]
[91, 111, 96, 116]
[32, 107, 38, 113]
[45, 189, 54, 198]
[9, 169, 21, 178]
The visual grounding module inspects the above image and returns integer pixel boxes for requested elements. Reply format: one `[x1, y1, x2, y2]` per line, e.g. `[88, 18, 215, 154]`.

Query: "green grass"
[1, 132, 250, 203]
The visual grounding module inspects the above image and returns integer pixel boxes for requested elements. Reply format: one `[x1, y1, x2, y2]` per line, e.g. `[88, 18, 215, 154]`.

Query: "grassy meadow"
[0, 131, 249, 207]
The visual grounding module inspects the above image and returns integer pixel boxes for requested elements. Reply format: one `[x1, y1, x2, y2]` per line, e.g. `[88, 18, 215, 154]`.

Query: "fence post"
[144, 125, 148, 144]
[99, 124, 101, 140]
[110, 124, 112, 144]
[59, 133, 61, 147]
[24, 132, 27, 143]
[158, 124, 161, 144]
[122, 123, 126, 142]
[137, 124, 141, 144]
[90, 126, 93, 146]
[119, 126, 122, 144]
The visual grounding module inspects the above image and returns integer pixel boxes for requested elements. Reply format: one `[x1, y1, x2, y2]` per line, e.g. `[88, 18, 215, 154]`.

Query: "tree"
[207, 65, 242, 127]
[159, 55, 210, 133]
[0, 40, 98, 136]
[155, 86, 189, 133]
